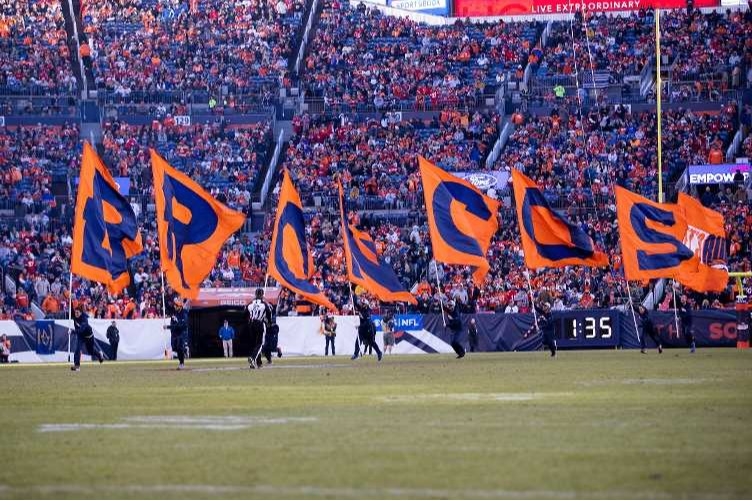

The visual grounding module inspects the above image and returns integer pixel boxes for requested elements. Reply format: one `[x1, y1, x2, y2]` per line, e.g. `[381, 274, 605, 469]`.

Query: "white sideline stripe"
[38, 415, 316, 433]
[379, 392, 574, 403]
[189, 363, 352, 372]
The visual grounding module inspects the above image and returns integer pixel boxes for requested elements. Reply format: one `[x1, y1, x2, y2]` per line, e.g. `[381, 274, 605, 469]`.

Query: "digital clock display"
[553, 311, 620, 348]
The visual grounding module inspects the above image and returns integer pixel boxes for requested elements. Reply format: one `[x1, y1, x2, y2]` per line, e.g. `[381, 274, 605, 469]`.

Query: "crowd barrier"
[0, 309, 740, 363]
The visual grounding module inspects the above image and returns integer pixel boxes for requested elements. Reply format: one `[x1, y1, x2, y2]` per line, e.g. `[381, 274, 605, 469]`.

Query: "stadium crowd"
[0, 0, 77, 95]
[302, 0, 540, 110]
[82, 0, 304, 104]
[0, 1, 750, 320]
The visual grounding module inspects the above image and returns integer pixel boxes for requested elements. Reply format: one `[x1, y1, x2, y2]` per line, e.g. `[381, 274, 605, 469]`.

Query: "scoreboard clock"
[552, 311, 620, 348]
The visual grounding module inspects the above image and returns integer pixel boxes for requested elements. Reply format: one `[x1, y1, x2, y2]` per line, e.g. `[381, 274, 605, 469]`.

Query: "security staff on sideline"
[247, 288, 272, 369]
[106, 320, 120, 360]
[163, 299, 189, 370]
[352, 296, 382, 361]
[71, 307, 104, 371]
[218, 319, 235, 358]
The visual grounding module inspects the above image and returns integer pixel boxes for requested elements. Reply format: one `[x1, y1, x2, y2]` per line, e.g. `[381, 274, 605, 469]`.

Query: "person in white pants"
[218, 319, 235, 358]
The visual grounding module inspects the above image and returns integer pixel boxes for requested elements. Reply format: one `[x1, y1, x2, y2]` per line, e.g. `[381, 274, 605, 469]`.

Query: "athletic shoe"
[641, 349, 647, 354]
[350, 354, 359, 360]
[456, 352, 465, 359]
[277, 348, 283, 358]
[658, 345, 663, 354]
[249, 357, 258, 369]
[177, 363, 185, 370]
[70, 366, 80, 372]
[99, 353, 104, 364]
[377, 352, 383, 362]
[690, 342, 696, 353]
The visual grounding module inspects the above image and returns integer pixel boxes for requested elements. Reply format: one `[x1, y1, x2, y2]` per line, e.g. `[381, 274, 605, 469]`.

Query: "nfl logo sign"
[35, 320, 55, 355]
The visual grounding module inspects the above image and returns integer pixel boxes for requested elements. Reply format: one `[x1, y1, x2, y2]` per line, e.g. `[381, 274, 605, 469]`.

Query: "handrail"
[67, 0, 87, 97]
[727, 129, 743, 162]
[260, 130, 286, 206]
[295, 0, 320, 74]
[485, 119, 512, 169]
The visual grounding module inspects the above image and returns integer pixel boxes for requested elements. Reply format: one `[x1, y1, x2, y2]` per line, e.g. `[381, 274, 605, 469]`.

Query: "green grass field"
[1, 350, 751, 499]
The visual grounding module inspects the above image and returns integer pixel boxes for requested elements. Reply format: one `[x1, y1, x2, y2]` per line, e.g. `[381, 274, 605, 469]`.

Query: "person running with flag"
[163, 299, 189, 370]
[636, 304, 663, 354]
[70, 306, 104, 371]
[351, 296, 382, 361]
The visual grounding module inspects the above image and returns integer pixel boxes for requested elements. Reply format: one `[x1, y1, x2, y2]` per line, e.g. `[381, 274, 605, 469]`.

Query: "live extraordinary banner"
[452, 0, 717, 16]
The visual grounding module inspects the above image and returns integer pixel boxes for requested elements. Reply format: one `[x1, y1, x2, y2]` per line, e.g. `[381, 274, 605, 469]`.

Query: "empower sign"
[687, 164, 750, 185]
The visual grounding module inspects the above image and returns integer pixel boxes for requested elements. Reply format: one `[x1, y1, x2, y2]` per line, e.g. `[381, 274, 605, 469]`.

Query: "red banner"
[453, 0, 716, 16]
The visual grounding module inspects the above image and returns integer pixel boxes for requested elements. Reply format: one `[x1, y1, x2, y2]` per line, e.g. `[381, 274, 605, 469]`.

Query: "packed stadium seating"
[302, 0, 541, 110]
[82, 0, 305, 107]
[0, 0, 749, 320]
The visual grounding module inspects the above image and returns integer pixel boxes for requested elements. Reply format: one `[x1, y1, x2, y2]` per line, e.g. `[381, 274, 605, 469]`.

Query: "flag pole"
[433, 260, 446, 326]
[524, 270, 539, 331]
[671, 279, 681, 340]
[348, 282, 356, 314]
[67, 271, 73, 362]
[655, 8, 664, 203]
[625, 280, 641, 344]
[161, 271, 169, 358]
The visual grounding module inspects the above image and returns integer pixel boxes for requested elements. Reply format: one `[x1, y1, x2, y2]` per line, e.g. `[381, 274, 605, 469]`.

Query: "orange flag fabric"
[615, 186, 728, 292]
[512, 169, 608, 269]
[419, 156, 499, 283]
[339, 183, 416, 304]
[72, 142, 143, 294]
[267, 171, 336, 311]
[151, 149, 245, 299]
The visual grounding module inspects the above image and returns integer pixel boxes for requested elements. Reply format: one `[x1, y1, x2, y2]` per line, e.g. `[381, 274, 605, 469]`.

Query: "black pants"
[74, 333, 102, 366]
[468, 333, 478, 352]
[354, 324, 381, 358]
[249, 321, 265, 366]
[262, 332, 279, 363]
[640, 328, 661, 350]
[542, 327, 557, 356]
[171, 332, 187, 365]
[450, 330, 466, 357]
[325, 336, 335, 356]
[682, 322, 694, 345]
[110, 341, 119, 360]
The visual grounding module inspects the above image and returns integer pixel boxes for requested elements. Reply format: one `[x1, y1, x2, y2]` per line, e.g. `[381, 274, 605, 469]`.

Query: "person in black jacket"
[351, 296, 382, 361]
[446, 300, 466, 359]
[526, 301, 556, 357]
[636, 305, 663, 354]
[71, 307, 104, 371]
[106, 321, 120, 360]
[678, 295, 695, 353]
[163, 300, 189, 370]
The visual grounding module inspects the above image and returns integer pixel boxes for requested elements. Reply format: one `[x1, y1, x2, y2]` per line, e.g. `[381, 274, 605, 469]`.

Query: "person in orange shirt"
[227, 249, 241, 269]
[42, 294, 60, 316]
[122, 298, 137, 319]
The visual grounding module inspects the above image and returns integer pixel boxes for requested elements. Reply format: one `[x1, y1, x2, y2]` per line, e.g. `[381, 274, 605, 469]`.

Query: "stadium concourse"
[0, 0, 751, 323]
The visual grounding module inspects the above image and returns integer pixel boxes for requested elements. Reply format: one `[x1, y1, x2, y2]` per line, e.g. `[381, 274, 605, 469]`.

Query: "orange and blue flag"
[512, 169, 608, 269]
[419, 156, 499, 283]
[268, 171, 336, 311]
[615, 186, 728, 292]
[72, 142, 143, 294]
[338, 183, 416, 304]
[676, 193, 729, 292]
[151, 149, 245, 299]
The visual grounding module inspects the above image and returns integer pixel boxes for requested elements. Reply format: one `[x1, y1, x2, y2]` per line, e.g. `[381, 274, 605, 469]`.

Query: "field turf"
[1, 349, 751, 499]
